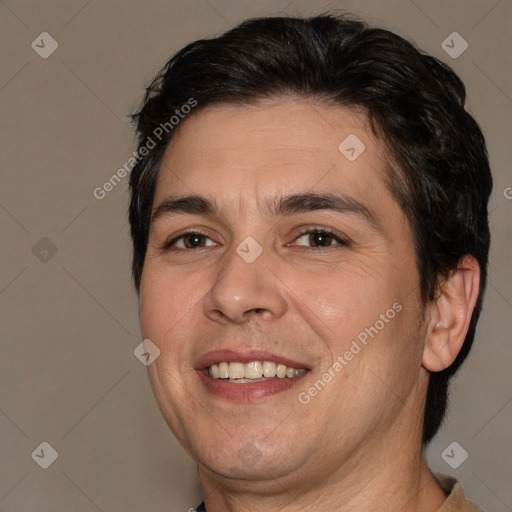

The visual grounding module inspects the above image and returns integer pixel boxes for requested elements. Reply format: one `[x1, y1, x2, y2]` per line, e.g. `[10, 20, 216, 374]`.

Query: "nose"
[203, 242, 288, 324]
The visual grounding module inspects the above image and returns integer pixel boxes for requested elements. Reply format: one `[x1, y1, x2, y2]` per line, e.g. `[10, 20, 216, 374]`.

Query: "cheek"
[282, 259, 400, 339]
[138, 261, 203, 342]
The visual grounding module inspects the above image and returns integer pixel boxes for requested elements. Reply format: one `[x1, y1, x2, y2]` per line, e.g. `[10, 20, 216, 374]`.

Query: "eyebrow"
[151, 192, 382, 233]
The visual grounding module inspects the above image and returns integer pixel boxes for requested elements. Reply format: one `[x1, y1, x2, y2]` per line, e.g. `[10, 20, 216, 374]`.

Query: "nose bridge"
[202, 236, 287, 324]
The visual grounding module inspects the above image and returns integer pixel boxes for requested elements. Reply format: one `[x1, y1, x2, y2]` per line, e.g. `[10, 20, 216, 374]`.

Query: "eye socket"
[163, 227, 349, 251]
[291, 228, 349, 249]
[164, 231, 216, 250]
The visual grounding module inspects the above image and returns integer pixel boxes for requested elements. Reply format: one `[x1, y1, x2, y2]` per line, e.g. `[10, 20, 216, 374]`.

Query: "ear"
[422, 255, 480, 372]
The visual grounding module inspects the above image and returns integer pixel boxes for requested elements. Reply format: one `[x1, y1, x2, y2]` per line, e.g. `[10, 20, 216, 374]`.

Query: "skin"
[138, 98, 480, 511]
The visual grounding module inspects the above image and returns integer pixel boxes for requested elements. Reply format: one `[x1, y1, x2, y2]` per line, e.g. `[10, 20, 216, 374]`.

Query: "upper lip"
[196, 349, 311, 371]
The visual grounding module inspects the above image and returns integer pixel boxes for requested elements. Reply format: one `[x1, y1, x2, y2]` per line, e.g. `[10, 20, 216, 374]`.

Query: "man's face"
[139, 99, 428, 486]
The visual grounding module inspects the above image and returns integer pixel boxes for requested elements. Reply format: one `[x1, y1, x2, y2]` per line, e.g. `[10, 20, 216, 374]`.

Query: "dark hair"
[129, 14, 492, 445]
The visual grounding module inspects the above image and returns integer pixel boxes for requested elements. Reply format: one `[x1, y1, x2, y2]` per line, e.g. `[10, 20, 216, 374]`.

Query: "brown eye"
[183, 233, 207, 248]
[165, 232, 216, 250]
[308, 231, 334, 247]
[294, 229, 347, 248]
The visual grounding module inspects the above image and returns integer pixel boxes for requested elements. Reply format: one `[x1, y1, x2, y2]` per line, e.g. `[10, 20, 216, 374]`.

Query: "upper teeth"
[208, 361, 305, 380]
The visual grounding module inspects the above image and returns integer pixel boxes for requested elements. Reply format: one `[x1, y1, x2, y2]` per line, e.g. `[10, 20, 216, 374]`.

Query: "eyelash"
[162, 226, 350, 251]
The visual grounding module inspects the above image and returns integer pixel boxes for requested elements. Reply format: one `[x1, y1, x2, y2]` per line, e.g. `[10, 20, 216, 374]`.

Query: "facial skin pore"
[138, 99, 480, 511]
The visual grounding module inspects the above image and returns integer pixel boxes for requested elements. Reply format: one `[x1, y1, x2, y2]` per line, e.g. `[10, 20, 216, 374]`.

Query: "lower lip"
[196, 370, 309, 402]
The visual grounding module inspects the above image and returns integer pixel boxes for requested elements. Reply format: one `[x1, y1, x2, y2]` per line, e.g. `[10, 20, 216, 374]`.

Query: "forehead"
[153, 98, 394, 221]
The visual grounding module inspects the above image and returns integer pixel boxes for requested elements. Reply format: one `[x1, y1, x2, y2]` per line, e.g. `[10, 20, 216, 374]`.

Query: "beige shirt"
[435, 472, 483, 512]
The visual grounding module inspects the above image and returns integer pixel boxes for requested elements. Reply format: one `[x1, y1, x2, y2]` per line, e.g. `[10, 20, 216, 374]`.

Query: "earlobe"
[422, 255, 480, 372]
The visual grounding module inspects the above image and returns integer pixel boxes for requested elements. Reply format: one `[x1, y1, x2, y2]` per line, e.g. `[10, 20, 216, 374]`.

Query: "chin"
[193, 435, 301, 481]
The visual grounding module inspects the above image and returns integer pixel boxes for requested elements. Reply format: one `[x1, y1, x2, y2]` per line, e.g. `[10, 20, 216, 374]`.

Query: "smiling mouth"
[206, 360, 307, 382]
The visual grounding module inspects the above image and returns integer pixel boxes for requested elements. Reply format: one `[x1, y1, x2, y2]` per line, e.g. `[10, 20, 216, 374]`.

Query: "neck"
[197, 401, 447, 511]
[199, 456, 446, 512]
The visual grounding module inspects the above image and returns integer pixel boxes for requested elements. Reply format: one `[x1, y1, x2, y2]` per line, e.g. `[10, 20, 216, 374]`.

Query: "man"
[128, 14, 492, 511]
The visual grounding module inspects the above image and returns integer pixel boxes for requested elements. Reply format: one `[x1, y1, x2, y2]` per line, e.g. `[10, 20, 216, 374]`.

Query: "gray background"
[0, 1, 510, 511]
